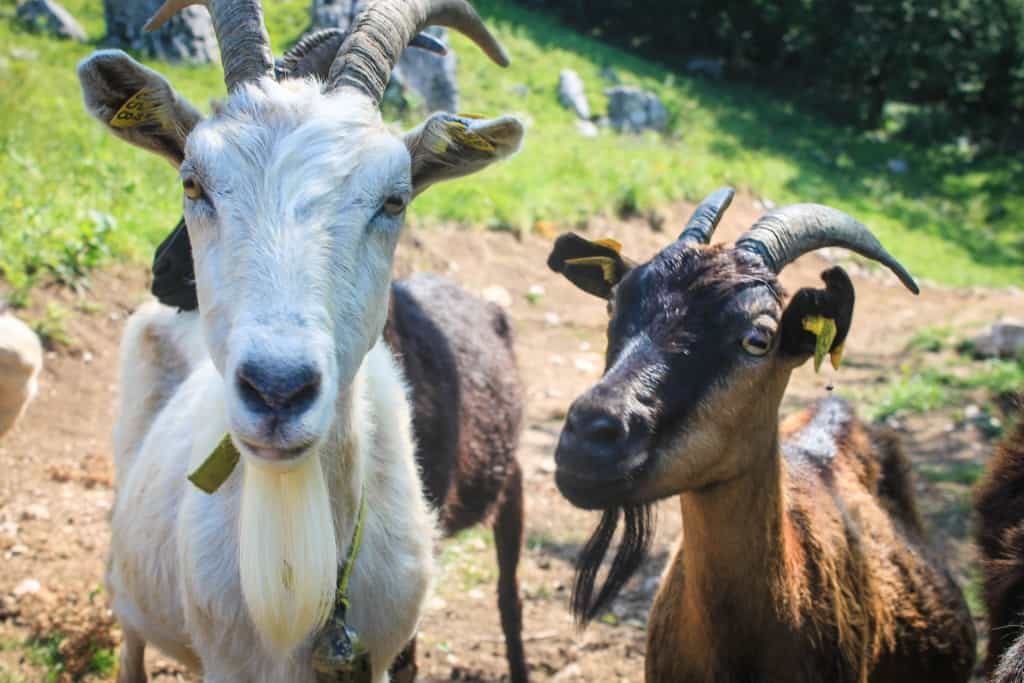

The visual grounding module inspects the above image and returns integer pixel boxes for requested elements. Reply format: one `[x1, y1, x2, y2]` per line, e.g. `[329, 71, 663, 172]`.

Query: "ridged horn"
[145, 0, 274, 91]
[275, 28, 446, 81]
[325, 0, 508, 102]
[678, 187, 735, 245]
[735, 204, 920, 294]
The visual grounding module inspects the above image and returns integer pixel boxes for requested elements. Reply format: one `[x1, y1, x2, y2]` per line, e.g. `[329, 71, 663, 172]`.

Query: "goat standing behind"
[385, 273, 527, 682]
[0, 311, 42, 438]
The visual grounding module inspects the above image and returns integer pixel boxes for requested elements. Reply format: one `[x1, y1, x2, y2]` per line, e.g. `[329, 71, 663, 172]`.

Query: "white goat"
[77, 1, 523, 680]
[0, 311, 42, 437]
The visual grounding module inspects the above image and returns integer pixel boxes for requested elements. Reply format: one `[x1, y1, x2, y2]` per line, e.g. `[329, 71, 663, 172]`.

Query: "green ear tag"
[802, 316, 838, 373]
[187, 434, 240, 494]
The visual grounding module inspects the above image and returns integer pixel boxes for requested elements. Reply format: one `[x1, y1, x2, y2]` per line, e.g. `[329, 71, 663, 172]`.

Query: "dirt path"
[1, 193, 1021, 682]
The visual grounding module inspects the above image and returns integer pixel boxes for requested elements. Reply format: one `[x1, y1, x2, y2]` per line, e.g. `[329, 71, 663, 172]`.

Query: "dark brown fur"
[646, 399, 976, 683]
[976, 416, 1024, 679]
[383, 273, 528, 683]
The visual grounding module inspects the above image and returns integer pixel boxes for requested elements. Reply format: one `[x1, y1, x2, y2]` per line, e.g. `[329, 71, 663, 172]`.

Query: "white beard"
[238, 454, 338, 658]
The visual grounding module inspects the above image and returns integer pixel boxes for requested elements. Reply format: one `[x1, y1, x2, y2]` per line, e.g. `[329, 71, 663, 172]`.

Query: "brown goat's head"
[547, 188, 918, 621]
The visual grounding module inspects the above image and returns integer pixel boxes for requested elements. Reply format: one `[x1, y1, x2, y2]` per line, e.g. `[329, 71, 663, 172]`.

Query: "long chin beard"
[239, 454, 338, 658]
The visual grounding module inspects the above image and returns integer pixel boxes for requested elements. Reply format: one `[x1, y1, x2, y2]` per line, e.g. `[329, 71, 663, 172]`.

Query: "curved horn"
[678, 186, 735, 245]
[276, 28, 446, 81]
[735, 204, 919, 294]
[145, 0, 274, 91]
[326, 0, 508, 102]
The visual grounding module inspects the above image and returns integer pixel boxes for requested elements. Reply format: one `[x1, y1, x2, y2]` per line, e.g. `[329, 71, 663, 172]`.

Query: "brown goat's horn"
[325, 0, 508, 102]
[735, 204, 920, 294]
[145, 0, 274, 91]
[678, 187, 735, 245]
[276, 28, 446, 81]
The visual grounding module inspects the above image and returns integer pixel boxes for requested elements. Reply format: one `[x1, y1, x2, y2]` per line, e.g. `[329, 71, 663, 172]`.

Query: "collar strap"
[336, 485, 367, 613]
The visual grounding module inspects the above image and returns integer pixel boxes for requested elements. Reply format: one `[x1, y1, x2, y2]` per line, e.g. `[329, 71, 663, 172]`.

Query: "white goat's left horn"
[145, 0, 275, 92]
[325, 0, 509, 103]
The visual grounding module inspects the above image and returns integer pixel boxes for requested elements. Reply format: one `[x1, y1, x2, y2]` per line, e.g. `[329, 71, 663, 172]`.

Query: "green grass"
[918, 462, 986, 486]
[2, 0, 1023, 298]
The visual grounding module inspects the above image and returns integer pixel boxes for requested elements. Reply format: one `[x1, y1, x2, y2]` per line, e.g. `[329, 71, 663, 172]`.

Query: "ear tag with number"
[445, 119, 496, 153]
[312, 612, 372, 683]
[109, 88, 168, 130]
[802, 316, 838, 373]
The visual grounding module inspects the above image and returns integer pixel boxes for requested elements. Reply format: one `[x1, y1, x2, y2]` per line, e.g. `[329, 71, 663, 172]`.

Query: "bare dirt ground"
[1, 192, 1021, 682]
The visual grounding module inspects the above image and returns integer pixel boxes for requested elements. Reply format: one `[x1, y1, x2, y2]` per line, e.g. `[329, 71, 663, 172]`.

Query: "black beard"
[571, 503, 655, 625]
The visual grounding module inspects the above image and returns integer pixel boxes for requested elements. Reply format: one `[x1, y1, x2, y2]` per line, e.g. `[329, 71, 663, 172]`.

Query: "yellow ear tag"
[593, 238, 623, 254]
[187, 434, 240, 494]
[109, 88, 167, 129]
[564, 255, 617, 284]
[802, 316, 838, 373]
[830, 343, 845, 371]
[445, 120, 496, 153]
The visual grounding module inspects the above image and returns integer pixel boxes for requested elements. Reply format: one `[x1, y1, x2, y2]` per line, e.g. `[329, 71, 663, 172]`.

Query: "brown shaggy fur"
[383, 273, 528, 683]
[645, 398, 976, 683]
[976, 416, 1024, 680]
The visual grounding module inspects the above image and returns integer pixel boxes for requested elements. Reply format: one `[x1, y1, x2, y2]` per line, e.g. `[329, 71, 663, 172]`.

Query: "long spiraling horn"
[144, 0, 274, 92]
[678, 187, 735, 244]
[735, 204, 920, 294]
[325, 0, 509, 102]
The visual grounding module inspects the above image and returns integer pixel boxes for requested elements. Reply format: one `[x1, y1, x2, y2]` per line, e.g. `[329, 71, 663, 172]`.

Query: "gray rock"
[395, 26, 458, 112]
[558, 68, 590, 119]
[312, 2, 458, 112]
[103, 0, 218, 63]
[605, 86, 668, 134]
[599, 66, 619, 84]
[310, 0, 363, 32]
[970, 321, 1024, 359]
[16, 0, 86, 41]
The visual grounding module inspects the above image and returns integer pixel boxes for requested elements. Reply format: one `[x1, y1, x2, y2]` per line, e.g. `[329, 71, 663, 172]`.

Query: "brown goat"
[384, 273, 527, 683]
[975, 410, 1024, 681]
[547, 188, 976, 682]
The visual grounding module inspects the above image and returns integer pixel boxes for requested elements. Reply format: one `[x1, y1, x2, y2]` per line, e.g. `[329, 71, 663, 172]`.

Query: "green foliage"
[906, 326, 953, 353]
[520, 0, 1024, 153]
[919, 461, 986, 486]
[1, 0, 1023, 299]
[870, 368, 953, 421]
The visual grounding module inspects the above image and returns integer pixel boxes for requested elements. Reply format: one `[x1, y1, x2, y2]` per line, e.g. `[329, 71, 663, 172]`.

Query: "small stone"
[481, 285, 512, 309]
[13, 578, 40, 597]
[467, 588, 485, 600]
[8, 543, 29, 557]
[965, 404, 982, 420]
[526, 284, 545, 304]
[544, 312, 561, 327]
[16, 0, 86, 41]
[21, 503, 50, 521]
[969, 321, 1024, 359]
[575, 120, 599, 138]
[574, 357, 596, 373]
[605, 86, 668, 134]
[558, 69, 591, 120]
[82, 350, 94, 364]
[554, 663, 582, 680]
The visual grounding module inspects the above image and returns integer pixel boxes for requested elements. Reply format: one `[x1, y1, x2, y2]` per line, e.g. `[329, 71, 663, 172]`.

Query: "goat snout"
[555, 398, 652, 486]
[236, 358, 322, 419]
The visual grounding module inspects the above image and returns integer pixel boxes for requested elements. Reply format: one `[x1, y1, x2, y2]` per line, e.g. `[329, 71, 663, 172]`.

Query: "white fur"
[0, 312, 43, 438]
[107, 77, 435, 683]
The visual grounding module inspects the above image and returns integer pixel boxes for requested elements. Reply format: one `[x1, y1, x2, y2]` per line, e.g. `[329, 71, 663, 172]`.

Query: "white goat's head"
[79, 0, 524, 465]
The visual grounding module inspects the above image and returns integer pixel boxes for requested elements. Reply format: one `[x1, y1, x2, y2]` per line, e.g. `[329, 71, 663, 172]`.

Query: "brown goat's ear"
[77, 50, 202, 168]
[779, 267, 855, 371]
[547, 233, 634, 299]
[404, 113, 524, 196]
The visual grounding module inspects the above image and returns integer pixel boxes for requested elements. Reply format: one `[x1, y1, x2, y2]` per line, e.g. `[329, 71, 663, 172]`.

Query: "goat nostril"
[235, 361, 322, 415]
[580, 413, 627, 445]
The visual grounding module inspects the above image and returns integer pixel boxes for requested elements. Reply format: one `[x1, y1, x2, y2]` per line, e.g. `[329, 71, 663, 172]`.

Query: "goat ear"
[404, 113, 524, 196]
[77, 50, 201, 168]
[779, 266, 855, 371]
[547, 233, 634, 299]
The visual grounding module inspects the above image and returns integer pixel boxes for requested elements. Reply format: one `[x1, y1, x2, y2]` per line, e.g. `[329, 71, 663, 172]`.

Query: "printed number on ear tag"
[312, 614, 372, 683]
[802, 316, 838, 373]
[109, 88, 168, 130]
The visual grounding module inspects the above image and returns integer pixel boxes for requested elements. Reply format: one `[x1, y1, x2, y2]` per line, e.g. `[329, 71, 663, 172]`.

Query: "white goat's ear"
[77, 50, 202, 168]
[404, 113, 524, 196]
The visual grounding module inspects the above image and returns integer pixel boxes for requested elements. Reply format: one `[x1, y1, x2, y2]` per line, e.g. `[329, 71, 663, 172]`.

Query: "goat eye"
[382, 195, 406, 216]
[182, 177, 205, 201]
[742, 330, 772, 356]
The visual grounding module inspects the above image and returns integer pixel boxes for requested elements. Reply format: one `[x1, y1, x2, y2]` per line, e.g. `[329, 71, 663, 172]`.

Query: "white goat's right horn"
[144, 0, 275, 92]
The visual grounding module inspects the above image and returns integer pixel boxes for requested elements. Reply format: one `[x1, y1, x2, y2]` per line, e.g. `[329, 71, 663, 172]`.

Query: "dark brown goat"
[384, 273, 527, 683]
[546, 188, 975, 683]
[975, 408, 1024, 682]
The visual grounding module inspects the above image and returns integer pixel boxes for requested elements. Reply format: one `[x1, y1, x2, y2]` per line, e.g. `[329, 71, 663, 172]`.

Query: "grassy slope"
[1, 0, 1021, 296]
